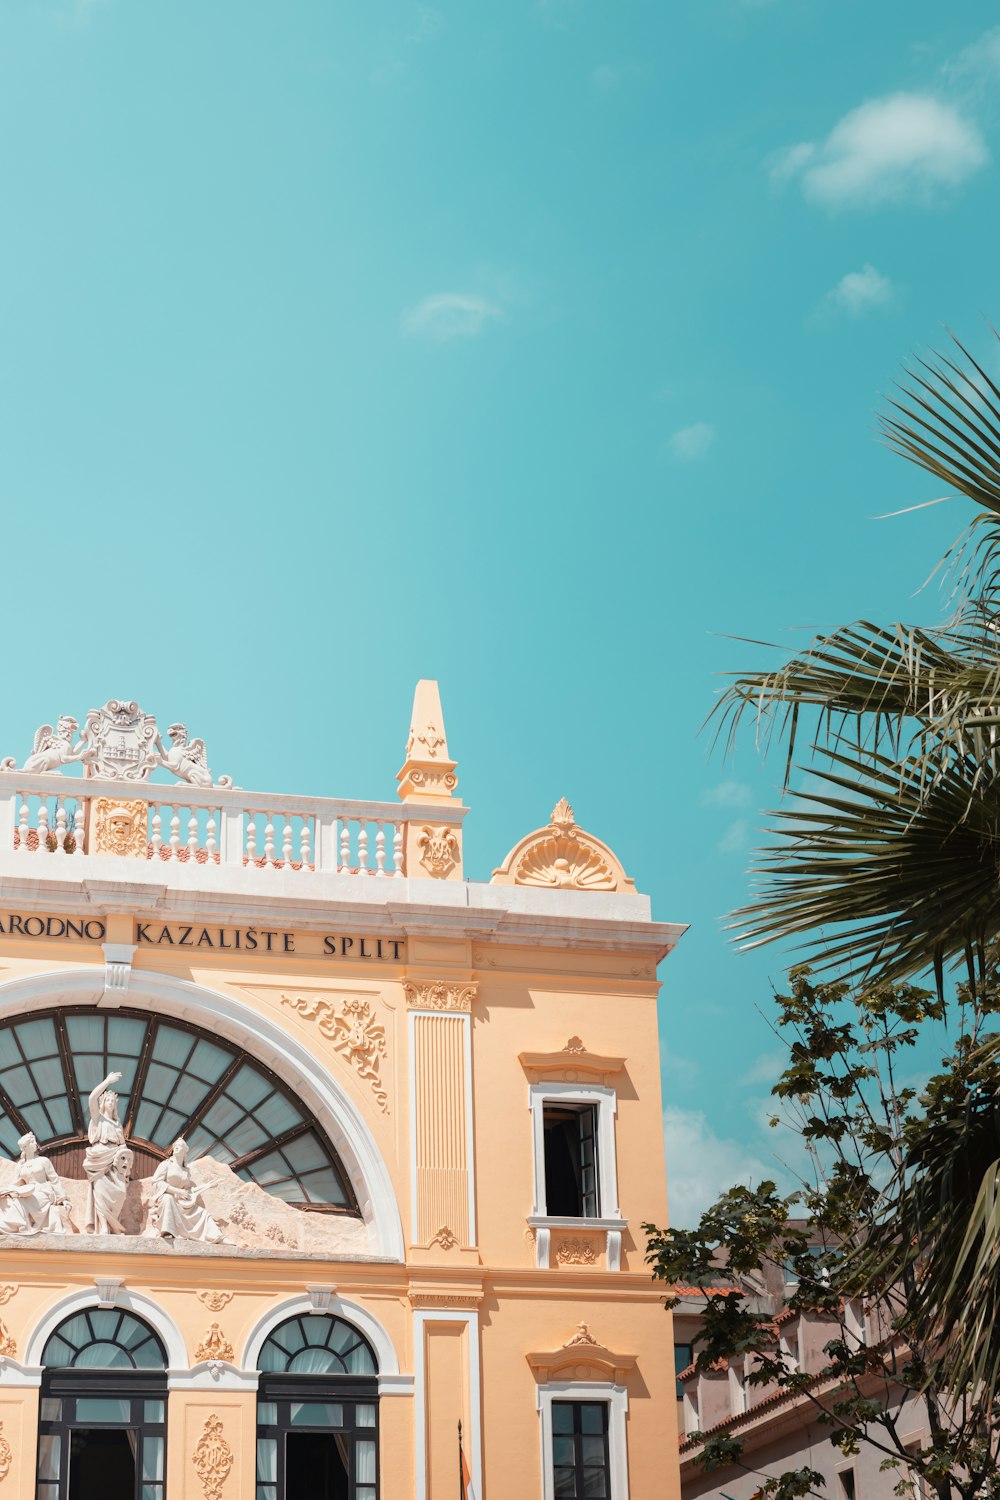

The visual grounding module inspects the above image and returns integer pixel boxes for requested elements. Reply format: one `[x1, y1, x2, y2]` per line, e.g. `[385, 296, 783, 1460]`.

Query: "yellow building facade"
[0, 685, 684, 1500]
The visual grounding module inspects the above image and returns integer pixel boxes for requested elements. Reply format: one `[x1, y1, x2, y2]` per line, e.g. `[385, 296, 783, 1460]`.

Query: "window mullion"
[54, 1012, 86, 1136]
[123, 1016, 159, 1135]
[177, 1054, 244, 1142]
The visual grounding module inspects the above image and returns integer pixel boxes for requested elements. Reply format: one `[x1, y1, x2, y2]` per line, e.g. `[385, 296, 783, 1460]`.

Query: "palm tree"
[716, 331, 1000, 994]
[719, 329, 1000, 1422]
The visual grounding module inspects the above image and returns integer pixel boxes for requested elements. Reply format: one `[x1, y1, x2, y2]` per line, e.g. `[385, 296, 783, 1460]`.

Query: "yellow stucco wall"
[0, 898, 679, 1500]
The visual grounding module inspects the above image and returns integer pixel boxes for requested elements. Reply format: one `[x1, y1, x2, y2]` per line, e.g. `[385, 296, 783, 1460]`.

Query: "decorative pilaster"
[408, 980, 477, 1247]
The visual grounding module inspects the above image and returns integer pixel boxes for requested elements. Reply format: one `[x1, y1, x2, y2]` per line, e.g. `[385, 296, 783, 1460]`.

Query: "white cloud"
[401, 293, 504, 342]
[669, 421, 715, 461]
[741, 1050, 785, 1086]
[664, 1106, 778, 1228]
[702, 780, 752, 809]
[944, 26, 1000, 91]
[825, 263, 894, 316]
[718, 819, 750, 854]
[772, 92, 988, 208]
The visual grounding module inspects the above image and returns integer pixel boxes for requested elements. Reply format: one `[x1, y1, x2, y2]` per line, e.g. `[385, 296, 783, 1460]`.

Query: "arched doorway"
[36, 1307, 167, 1500]
[256, 1314, 379, 1500]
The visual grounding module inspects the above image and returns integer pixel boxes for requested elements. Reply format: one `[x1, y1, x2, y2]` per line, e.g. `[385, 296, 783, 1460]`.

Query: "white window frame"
[529, 1082, 620, 1219]
[728, 1357, 747, 1415]
[537, 1381, 629, 1500]
[528, 1082, 624, 1269]
[682, 1379, 700, 1437]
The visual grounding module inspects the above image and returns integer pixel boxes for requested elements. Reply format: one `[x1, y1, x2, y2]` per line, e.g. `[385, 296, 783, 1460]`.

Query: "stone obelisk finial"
[397, 680, 459, 804]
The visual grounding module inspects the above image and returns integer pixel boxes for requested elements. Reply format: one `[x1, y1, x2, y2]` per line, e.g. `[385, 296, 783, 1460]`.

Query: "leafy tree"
[648, 331, 1000, 1494]
[647, 964, 1000, 1500]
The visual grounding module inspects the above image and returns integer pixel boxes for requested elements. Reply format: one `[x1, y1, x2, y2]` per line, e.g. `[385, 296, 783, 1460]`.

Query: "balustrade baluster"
[282, 820, 293, 870]
[264, 816, 275, 866]
[358, 825, 369, 874]
[151, 806, 163, 857]
[37, 801, 50, 853]
[339, 823, 351, 873]
[246, 815, 257, 862]
[73, 802, 86, 856]
[206, 814, 217, 859]
[187, 812, 199, 857]
[393, 822, 404, 876]
[299, 820, 311, 869]
[375, 824, 386, 876]
[55, 802, 68, 852]
[169, 808, 181, 859]
[17, 797, 30, 853]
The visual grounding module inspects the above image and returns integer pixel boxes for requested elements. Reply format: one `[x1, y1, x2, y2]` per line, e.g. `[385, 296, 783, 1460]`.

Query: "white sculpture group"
[0, 700, 231, 788]
[0, 1073, 227, 1245]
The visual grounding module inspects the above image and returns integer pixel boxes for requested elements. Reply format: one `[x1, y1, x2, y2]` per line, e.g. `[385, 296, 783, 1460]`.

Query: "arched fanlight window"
[258, 1315, 377, 1376]
[41, 1309, 166, 1370]
[0, 1007, 356, 1212]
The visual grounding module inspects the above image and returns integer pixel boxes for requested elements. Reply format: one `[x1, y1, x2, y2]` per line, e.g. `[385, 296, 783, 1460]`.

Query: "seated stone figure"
[0, 1132, 72, 1236]
[148, 1138, 227, 1244]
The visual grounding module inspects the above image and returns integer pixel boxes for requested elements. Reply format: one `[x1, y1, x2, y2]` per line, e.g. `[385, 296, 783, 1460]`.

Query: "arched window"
[257, 1315, 378, 1500]
[41, 1308, 166, 1370]
[0, 1006, 356, 1212]
[37, 1309, 167, 1500]
[259, 1315, 377, 1376]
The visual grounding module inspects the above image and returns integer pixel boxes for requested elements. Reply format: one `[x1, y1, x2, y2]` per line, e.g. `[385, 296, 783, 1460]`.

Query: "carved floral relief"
[403, 980, 476, 1013]
[563, 1322, 599, 1347]
[428, 1225, 459, 1250]
[283, 995, 389, 1112]
[0, 1421, 11, 1483]
[195, 1324, 235, 1364]
[192, 1414, 233, 1500]
[555, 1237, 598, 1266]
[197, 1290, 234, 1312]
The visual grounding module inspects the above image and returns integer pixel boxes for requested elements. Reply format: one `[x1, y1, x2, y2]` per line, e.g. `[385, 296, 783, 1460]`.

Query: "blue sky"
[2, 0, 998, 1224]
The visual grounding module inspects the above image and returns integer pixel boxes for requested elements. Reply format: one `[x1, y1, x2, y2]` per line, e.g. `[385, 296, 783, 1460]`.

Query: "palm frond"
[732, 747, 1000, 988]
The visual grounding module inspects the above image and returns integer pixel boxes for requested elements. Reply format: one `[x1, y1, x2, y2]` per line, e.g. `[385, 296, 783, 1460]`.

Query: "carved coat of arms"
[82, 701, 159, 780]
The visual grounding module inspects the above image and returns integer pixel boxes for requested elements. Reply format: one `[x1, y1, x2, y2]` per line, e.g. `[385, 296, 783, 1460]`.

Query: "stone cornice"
[0, 861, 684, 959]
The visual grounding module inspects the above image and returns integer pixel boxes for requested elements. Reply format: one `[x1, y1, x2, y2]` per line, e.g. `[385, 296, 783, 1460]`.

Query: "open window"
[542, 1102, 599, 1218]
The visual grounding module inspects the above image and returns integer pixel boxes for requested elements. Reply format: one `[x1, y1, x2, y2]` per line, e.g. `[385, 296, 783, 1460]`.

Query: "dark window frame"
[542, 1101, 600, 1218]
[0, 1005, 358, 1213]
[36, 1310, 168, 1500]
[551, 1399, 611, 1499]
[256, 1315, 380, 1500]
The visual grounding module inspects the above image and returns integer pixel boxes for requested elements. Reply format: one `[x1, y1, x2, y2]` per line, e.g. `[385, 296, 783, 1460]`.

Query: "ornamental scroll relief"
[555, 1237, 598, 1266]
[0, 1421, 11, 1484]
[196, 1290, 234, 1312]
[403, 980, 477, 1013]
[282, 995, 389, 1112]
[491, 797, 635, 893]
[195, 1324, 235, 1364]
[192, 1414, 233, 1500]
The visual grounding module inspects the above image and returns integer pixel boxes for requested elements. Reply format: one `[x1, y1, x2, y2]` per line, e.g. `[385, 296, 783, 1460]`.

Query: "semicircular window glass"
[0, 1007, 356, 1213]
[258, 1316, 377, 1376]
[42, 1309, 166, 1370]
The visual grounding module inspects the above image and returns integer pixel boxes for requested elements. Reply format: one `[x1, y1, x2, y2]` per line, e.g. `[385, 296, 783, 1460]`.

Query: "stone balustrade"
[0, 772, 463, 878]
